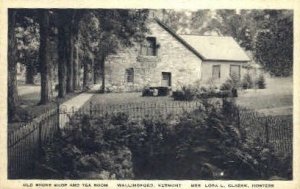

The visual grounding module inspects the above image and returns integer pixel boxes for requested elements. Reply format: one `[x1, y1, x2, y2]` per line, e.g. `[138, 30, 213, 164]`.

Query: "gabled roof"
[180, 35, 251, 62]
[155, 19, 250, 62]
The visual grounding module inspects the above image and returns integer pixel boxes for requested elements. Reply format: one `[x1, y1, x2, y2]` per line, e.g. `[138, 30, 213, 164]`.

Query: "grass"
[84, 92, 174, 106]
[11, 76, 292, 131]
[84, 77, 293, 116]
[8, 84, 81, 132]
[236, 77, 293, 116]
[236, 94, 292, 109]
[79, 92, 203, 120]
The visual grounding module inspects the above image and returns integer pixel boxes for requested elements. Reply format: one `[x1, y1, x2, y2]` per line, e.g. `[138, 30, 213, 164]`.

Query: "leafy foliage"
[173, 85, 197, 101]
[220, 73, 241, 91]
[256, 74, 266, 89]
[242, 73, 254, 89]
[160, 10, 293, 76]
[37, 100, 291, 180]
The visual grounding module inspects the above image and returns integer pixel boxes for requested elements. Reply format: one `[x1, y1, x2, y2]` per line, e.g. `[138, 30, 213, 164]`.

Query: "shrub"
[220, 73, 241, 91]
[256, 74, 266, 89]
[242, 73, 254, 89]
[38, 101, 291, 180]
[173, 85, 196, 101]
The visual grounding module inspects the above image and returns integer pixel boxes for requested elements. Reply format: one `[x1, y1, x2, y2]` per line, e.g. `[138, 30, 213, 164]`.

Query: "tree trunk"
[73, 42, 79, 90]
[94, 65, 98, 84]
[8, 10, 18, 122]
[83, 60, 89, 89]
[90, 56, 95, 85]
[39, 10, 52, 105]
[57, 21, 67, 98]
[100, 56, 105, 93]
[66, 28, 74, 93]
[25, 63, 35, 84]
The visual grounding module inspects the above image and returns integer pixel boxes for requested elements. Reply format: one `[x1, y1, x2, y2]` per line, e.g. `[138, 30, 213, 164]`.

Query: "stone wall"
[104, 21, 202, 92]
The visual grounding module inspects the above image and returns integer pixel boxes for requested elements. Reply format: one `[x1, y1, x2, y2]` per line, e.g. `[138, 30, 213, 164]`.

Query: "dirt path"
[59, 84, 100, 128]
[18, 84, 40, 96]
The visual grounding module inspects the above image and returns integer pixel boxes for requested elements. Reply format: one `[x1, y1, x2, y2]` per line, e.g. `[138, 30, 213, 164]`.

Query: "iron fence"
[8, 108, 59, 179]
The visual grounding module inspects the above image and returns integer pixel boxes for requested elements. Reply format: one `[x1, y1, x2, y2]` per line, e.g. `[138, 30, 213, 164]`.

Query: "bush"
[256, 74, 266, 89]
[173, 85, 196, 101]
[242, 73, 254, 89]
[38, 101, 291, 180]
[220, 73, 241, 91]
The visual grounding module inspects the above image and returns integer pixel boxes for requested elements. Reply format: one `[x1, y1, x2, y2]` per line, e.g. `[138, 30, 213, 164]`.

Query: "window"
[140, 37, 157, 56]
[230, 65, 241, 79]
[125, 68, 134, 83]
[212, 65, 221, 79]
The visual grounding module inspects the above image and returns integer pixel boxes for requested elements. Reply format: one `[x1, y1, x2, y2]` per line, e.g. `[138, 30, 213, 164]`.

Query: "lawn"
[8, 84, 80, 132]
[78, 92, 203, 122]
[87, 92, 173, 105]
[236, 77, 293, 116]
[83, 77, 293, 117]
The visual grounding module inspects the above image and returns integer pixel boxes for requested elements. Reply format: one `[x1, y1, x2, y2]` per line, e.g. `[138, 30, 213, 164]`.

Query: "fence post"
[38, 121, 43, 160]
[265, 117, 269, 144]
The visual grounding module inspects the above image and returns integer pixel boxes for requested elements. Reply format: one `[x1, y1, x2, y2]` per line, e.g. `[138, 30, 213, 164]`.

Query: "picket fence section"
[8, 100, 292, 178]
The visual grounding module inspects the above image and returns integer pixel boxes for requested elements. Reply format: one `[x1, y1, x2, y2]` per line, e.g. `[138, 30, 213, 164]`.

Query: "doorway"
[162, 72, 171, 87]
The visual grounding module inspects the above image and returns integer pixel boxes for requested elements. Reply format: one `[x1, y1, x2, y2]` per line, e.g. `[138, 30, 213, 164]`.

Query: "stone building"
[103, 18, 251, 92]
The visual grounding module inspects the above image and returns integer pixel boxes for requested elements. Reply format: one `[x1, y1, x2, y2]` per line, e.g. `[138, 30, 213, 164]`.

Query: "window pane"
[212, 65, 221, 79]
[230, 65, 240, 79]
[140, 37, 156, 56]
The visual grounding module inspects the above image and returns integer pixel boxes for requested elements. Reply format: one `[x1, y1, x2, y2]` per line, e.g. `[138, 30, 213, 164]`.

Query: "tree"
[188, 9, 293, 76]
[56, 10, 83, 96]
[73, 41, 80, 90]
[8, 10, 18, 122]
[253, 10, 293, 76]
[159, 10, 191, 34]
[77, 12, 98, 89]
[94, 9, 149, 92]
[15, 16, 40, 84]
[38, 10, 52, 104]
[56, 11, 68, 98]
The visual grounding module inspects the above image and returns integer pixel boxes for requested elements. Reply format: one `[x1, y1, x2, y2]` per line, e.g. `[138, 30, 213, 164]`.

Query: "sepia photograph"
[7, 8, 293, 181]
